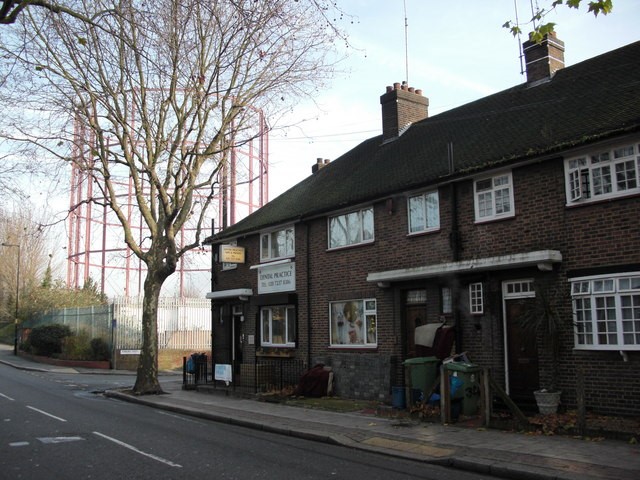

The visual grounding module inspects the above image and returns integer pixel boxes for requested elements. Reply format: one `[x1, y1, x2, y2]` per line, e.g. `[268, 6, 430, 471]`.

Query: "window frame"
[407, 190, 440, 234]
[565, 141, 640, 205]
[260, 225, 295, 262]
[571, 272, 640, 351]
[473, 171, 515, 223]
[260, 305, 296, 347]
[329, 298, 377, 348]
[469, 283, 484, 314]
[328, 207, 374, 250]
[441, 286, 452, 315]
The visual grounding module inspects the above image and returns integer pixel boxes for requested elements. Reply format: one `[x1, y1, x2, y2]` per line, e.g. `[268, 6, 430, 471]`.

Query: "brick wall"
[211, 144, 640, 414]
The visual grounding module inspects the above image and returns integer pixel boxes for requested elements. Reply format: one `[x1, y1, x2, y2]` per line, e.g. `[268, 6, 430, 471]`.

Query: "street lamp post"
[1, 242, 21, 356]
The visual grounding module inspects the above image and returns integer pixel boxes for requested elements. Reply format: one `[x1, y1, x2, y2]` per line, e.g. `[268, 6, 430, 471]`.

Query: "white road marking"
[38, 436, 85, 444]
[93, 431, 182, 468]
[0, 392, 15, 401]
[9, 442, 29, 447]
[26, 406, 67, 422]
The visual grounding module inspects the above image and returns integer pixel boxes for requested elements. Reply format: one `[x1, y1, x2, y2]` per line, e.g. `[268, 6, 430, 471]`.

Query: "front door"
[505, 297, 540, 405]
[232, 305, 244, 375]
[405, 305, 427, 358]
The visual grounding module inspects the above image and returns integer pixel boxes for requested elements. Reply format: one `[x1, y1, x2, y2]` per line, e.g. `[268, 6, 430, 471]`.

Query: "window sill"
[326, 240, 375, 253]
[256, 349, 296, 358]
[573, 346, 640, 352]
[474, 214, 515, 225]
[328, 345, 378, 351]
[407, 228, 440, 238]
[565, 191, 640, 208]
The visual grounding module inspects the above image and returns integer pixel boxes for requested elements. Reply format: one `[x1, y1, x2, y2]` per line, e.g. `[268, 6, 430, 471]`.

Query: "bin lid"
[445, 361, 480, 372]
[403, 356, 438, 365]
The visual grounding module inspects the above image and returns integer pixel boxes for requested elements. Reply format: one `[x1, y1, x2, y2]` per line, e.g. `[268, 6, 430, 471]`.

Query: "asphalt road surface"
[0, 365, 493, 479]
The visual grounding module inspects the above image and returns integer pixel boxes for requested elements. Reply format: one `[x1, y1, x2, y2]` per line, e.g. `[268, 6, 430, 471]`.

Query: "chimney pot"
[393, 82, 401, 90]
[312, 158, 330, 174]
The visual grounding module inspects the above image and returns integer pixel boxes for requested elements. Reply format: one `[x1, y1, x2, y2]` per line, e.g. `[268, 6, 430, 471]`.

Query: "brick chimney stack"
[522, 32, 565, 83]
[380, 82, 429, 142]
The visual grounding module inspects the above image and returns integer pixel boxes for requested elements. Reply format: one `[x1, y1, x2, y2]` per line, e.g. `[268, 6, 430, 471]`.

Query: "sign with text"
[215, 364, 232, 382]
[219, 244, 245, 264]
[258, 262, 296, 294]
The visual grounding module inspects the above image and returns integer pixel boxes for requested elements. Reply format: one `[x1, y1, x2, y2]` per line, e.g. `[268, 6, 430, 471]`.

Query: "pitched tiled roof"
[207, 40, 640, 243]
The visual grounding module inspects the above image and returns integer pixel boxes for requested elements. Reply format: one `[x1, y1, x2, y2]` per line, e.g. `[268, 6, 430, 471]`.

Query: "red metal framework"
[67, 108, 268, 298]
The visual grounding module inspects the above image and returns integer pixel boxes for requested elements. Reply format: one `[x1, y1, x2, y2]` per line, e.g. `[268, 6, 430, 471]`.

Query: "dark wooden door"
[405, 305, 427, 358]
[506, 299, 539, 404]
[233, 315, 243, 375]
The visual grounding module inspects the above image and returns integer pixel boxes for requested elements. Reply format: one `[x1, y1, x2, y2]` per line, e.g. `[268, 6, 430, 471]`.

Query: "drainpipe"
[306, 222, 312, 368]
[448, 142, 463, 353]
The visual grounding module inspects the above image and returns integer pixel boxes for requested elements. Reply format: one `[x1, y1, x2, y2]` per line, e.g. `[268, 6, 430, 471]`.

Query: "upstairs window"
[571, 273, 640, 350]
[474, 172, 514, 222]
[328, 207, 374, 249]
[408, 191, 440, 234]
[565, 142, 640, 204]
[261, 226, 294, 262]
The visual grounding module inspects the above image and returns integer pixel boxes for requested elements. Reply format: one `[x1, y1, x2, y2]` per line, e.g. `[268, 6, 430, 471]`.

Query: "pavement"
[1, 344, 638, 480]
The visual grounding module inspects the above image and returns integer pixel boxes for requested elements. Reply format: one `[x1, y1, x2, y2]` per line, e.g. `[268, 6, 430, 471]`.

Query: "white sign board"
[258, 262, 296, 294]
[214, 364, 232, 382]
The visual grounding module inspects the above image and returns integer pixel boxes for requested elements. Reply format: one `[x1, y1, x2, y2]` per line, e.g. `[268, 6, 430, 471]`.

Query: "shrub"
[61, 331, 92, 360]
[90, 337, 111, 361]
[28, 324, 72, 357]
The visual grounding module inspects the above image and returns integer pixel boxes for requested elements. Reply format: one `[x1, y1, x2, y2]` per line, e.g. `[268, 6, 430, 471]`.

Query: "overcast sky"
[267, 0, 640, 198]
[13, 0, 638, 296]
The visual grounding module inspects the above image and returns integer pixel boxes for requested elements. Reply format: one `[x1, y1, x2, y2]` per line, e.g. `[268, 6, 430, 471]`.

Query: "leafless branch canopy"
[1, 0, 343, 275]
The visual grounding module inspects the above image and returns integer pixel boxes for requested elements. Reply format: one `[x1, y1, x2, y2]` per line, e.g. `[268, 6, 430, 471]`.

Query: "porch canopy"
[366, 250, 562, 286]
[206, 288, 254, 300]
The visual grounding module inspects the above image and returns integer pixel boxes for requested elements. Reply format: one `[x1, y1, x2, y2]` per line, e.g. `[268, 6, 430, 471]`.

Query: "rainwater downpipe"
[306, 221, 312, 369]
[448, 142, 463, 353]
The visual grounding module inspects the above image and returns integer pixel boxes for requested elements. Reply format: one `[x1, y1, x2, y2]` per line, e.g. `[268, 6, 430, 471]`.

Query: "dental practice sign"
[219, 244, 245, 263]
[258, 262, 295, 294]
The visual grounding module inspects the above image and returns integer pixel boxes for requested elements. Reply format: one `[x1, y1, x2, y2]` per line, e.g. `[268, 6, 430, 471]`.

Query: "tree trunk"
[132, 273, 164, 395]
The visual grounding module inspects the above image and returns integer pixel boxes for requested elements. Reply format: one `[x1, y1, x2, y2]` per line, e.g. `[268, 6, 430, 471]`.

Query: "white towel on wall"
[414, 323, 441, 347]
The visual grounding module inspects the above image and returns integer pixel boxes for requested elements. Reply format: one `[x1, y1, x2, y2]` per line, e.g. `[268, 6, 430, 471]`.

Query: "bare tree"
[0, 206, 51, 323]
[0, 1, 105, 25]
[0, 0, 344, 394]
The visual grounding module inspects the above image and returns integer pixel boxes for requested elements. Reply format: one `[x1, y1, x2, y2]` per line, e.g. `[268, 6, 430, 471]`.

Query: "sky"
[266, 0, 640, 199]
[8, 0, 640, 297]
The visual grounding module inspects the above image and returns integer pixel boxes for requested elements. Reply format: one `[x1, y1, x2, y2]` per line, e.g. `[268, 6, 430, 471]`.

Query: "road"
[0, 365, 494, 479]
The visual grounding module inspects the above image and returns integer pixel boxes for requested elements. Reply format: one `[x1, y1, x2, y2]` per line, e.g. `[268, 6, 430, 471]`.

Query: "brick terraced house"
[205, 35, 640, 416]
